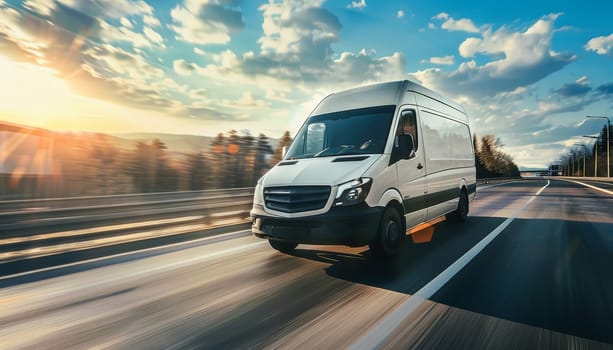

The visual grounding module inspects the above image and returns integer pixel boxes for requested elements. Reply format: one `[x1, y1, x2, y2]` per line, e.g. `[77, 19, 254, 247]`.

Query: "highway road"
[1, 179, 612, 349]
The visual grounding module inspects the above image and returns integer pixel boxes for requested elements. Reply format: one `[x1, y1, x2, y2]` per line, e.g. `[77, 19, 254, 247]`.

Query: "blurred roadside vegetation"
[0, 125, 290, 199]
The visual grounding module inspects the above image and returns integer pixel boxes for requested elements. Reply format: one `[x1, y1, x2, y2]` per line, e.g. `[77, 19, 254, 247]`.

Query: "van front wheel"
[370, 207, 404, 258]
[269, 240, 297, 253]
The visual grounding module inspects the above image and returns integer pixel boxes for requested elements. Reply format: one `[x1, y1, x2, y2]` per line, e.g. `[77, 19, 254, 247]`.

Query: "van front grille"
[264, 186, 331, 213]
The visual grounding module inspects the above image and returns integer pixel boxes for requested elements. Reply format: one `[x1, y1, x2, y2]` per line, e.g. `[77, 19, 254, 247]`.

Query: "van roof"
[311, 80, 466, 117]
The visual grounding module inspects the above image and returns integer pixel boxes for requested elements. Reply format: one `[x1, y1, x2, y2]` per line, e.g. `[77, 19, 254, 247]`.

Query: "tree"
[89, 134, 130, 194]
[253, 133, 274, 184]
[274, 130, 292, 163]
[473, 133, 494, 179]
[127, 139, 178, 193]
[239, 132, 255, 187]
[477, 134, 520, 178]
[188, 152, 209, 190]
[225, 129, 241, 188]
[209, 133, 226, 188]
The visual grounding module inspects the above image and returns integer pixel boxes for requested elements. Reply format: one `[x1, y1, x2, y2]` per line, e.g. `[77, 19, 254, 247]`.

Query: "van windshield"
[286, 105, 396, 159]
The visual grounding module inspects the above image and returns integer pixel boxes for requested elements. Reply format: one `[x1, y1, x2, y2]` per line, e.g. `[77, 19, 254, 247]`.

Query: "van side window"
[397, 109, 418, 151]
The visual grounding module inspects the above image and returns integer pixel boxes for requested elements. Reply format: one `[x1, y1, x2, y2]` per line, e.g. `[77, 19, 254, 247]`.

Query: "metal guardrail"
[0, 188, 256, 270]
[0, 187, 255, 212]
[0, 188, 254, 235]
[476, 177, 523, 185]
[552, 176, 613, 183]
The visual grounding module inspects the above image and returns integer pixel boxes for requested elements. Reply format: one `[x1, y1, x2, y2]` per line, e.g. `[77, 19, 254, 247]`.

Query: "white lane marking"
[562, 179, 613, 195]
[0, 229, 252, 281]
[351, 180, 550, 350]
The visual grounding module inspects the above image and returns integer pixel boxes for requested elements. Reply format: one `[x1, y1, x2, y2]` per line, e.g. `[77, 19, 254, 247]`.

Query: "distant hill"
[113, 133, 216, 154]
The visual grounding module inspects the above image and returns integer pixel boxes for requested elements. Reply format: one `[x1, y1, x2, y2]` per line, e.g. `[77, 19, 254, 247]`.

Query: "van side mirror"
[281, 146, 288, 158]
[397, 134, 415, 159]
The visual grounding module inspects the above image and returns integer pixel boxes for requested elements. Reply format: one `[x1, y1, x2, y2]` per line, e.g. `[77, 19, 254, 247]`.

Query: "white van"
[251, 80, 476, 257]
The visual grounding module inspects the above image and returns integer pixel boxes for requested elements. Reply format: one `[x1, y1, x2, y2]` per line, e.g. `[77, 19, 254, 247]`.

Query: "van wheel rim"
[386, 220, 400, 242]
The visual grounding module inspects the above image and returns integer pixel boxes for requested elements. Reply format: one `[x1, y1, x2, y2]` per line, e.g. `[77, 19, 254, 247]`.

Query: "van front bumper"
[251, 204, 383, 247]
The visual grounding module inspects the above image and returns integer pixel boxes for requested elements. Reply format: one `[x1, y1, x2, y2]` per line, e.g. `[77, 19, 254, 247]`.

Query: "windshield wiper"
[313, 145, 356, 157]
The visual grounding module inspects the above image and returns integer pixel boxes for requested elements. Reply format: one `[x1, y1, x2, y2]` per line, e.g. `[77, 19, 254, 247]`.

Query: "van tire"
[370, 206, 404, 258]
[447, 190, 469, 223]
[269, 240, 297, 253]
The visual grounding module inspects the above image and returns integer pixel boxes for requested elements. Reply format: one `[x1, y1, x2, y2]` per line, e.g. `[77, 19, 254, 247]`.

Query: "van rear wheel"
[269, 240, 297, 253]
[447, 190, 469, 223]
[370, 207, 404, 258]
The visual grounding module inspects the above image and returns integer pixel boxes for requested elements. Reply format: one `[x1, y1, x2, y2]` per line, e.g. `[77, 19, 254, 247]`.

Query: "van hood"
[263, 155, 381, 187]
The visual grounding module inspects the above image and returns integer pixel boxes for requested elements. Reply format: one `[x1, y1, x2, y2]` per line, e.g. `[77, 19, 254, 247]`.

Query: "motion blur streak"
[0, 216, 204, 245]
[0, 179, 612, 349]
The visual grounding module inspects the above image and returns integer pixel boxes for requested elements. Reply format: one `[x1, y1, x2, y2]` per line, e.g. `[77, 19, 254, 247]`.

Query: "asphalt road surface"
[1, 179, 612, 349]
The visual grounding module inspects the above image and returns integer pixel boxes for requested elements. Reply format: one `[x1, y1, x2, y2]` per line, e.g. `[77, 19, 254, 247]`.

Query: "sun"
[0, 56, 78, 127]
[0, 55, 206, 134]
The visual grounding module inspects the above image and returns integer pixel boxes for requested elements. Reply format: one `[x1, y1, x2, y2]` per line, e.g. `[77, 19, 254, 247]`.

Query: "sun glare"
[0, 56, 215, 135]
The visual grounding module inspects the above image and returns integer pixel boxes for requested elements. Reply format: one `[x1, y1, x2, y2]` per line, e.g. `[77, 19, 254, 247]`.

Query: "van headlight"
[334, 178, 372, 206]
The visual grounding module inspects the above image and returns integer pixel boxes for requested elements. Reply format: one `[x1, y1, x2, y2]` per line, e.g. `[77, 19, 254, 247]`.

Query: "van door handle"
[417, 163, 423, 170]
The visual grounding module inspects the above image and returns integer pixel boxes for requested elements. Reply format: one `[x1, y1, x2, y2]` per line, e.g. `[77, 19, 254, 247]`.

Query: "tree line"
[121, 130, 294, 193]
[473, 134, 520, 178]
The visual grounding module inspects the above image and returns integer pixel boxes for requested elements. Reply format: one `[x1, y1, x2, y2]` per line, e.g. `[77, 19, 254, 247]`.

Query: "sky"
[0, 0, 612, 168]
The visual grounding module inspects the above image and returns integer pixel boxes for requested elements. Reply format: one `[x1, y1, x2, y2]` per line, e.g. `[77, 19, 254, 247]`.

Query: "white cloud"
[0, 6, 49, 62]
[442, 17, 479, 33]
[433, 12, 479, 33]
[99, 20, 155, 48]
[433, 13, 449, 20]
[120, 17, 133, 28]
[194, 47, 207, 55]
[414, 14, 575, 98]
[143, 14, 160, 27]
[143, 26, 164, 47]
[188, 0, 405, 116]
[585, 33, 613, 55]
[221, 91, 270, 110]
[188, 88, 208, 101]
[396, 10, 405, 19]
[330, 50, 405, 84]
[428, 22, 436, 30]
[23, 0, 55, 16]
[429, 55, 454, 65]
[170, 0, 245, 45]
[84, 44, 164, 80]
[554, 76, 591, 97]
[257, 0, 340, 63]
[173, 59, 198, 76]
[347, 0, 366, 9]
[57, 0, 153, 18]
